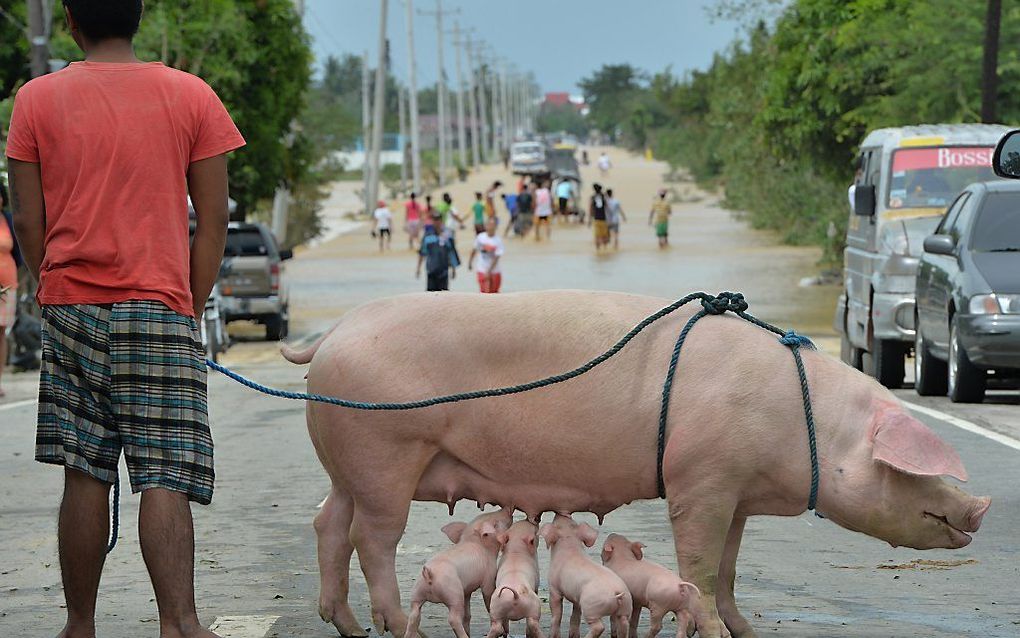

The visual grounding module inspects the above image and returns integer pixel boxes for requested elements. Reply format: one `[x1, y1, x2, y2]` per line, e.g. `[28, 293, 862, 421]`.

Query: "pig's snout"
[963, 496, 991, 533]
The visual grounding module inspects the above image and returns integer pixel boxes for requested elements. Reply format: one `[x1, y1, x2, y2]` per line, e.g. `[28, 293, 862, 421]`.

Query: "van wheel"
[914, 322, 947, 396]
[868, 338, 905, 389]
[265, 313, 288, 341]
[948, 319, 985, 403]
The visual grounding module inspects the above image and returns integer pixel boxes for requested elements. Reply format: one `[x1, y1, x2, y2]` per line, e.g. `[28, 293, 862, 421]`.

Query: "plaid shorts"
[35, 301, 215, 504]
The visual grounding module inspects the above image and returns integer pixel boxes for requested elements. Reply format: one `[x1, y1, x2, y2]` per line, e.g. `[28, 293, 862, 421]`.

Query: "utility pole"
[500, 61, 510, 151]
[398, 85, 408, 193]
[463, 36, 481, 170]
[419, 1, 458, 187]
[367, 0, 388, 213]
[405, 0, 422, 194]
[489, 58, 499, 161]
[27, 0, 50, 78]
[361, 50, 372, 215]
[981, 0, 1002, 123]
[451, 22, 467, 169]
[270, 0, 305, 237]
[476, 52, 491, 163]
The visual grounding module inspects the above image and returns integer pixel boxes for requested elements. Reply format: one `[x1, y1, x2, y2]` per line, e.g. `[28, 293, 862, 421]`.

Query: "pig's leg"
[349, 462, 429, 637]
[668, 495, 736, 638]
[463, 592, 472, 633]
[716, 516, 756, 638]
[446, 597, 472, 638]
[644, 606, 665, 638]
[485, 615, 504, 638]
[627, 606, 641, 638]
[581, 615, 605, 638]
[402, 599, 423, 638]
[550, 589, 564, 638]
[314, 487, 368, 637]
[525, 615, 544, 638]
[569, 603, 582, 638]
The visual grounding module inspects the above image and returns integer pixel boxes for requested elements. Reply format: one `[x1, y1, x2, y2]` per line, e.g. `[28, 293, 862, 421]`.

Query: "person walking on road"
[534, 179, 553, 241]
[606, 188, 627, 250]
[371, 200, 393, 252]
[484, 181, 503, 222]
[405, 191, 424, 249]
[511, 182, 534, 238]
[469, 217, 505, 293]
[649, 187, 672, 248]
[598, 151, 612, 177]
[589, 183, 611, 251]
[471, 191, 486, 235]
[0, 182, 18, 398]
[501, 191, 519, 238]
[555, 179, 573, 222]
[5, 2, 245, 636]
[435, 192, 466, 235]
[416, 212, 460, 291]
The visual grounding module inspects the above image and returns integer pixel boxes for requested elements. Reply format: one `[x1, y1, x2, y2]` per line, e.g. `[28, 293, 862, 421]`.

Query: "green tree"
[578, 64, 644, 140]
[536, 102, 587, 138]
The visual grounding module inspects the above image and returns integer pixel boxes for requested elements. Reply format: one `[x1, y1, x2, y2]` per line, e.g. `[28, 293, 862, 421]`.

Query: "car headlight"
[969, 293, 1020, 314]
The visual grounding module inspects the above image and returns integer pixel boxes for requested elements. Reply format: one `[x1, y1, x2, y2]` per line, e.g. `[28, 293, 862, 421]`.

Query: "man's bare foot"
[56, 623, 95, 638]
[161, 627, 220, 638]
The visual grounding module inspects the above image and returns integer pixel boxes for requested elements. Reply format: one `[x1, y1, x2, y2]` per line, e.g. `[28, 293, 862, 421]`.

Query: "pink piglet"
[486, 519, 546, 638]
[601, 533, 701, 638]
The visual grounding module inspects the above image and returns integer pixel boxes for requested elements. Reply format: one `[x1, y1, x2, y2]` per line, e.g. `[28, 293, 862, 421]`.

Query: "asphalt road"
[2, 150, 1018, 637]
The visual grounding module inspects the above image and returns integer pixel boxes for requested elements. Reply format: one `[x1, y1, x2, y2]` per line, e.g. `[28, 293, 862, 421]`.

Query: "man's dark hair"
[63, 0, 143, 41]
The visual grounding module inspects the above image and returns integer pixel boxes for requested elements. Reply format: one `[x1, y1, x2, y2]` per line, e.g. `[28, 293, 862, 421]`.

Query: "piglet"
[486, 520, 546, 638]
[540, 514, 632, 638]
[601, 533, 701, 638]
[404, 509, 512, 638]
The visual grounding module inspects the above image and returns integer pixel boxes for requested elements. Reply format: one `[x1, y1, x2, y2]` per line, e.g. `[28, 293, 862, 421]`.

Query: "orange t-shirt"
[4, 61, 245, 317]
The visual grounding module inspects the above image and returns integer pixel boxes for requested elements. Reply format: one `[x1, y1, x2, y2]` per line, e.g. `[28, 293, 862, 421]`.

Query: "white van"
[834, 123, 1009, 388]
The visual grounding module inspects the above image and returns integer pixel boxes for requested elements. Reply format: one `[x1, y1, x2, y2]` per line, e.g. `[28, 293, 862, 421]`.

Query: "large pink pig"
[287, 290, 991, 638]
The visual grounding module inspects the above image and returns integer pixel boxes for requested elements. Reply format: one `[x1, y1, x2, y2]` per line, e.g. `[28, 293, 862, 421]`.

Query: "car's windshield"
[513, 144, 543, 155]
[225, 229, 269, 256]
[972, 192, 1020, 251]
[887, 146, 997, 210]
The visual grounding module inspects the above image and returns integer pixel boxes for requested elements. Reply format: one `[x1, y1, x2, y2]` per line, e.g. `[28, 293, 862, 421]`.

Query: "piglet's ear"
[630, 542, 646, 560]
[578, 522, 599, 548]
[870, 407, 968, 481]
[442, 522, 468, 543]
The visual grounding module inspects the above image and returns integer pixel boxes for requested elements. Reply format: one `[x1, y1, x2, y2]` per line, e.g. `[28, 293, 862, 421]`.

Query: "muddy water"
[228, 147, 840, 363]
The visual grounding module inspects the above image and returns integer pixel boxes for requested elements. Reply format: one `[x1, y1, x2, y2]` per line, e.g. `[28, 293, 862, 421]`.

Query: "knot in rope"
[700, 291, 748, 315]
[778, 330, 816, 350]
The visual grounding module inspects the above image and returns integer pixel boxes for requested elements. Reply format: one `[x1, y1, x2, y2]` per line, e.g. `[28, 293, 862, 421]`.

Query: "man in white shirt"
[468, 217, 505, 293]
[371, 200, 393, 252]
[598, 152, 612, 177]
[534, 180, 553, 241]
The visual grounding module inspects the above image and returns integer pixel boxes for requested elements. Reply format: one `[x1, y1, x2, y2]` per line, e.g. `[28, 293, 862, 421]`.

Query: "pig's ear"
[578, 523, 599, 548]
[441, 522, 468, 543]
[630, 542, 646, 560]
[869, 407, 968, 481]
[538, 523, 556, 548]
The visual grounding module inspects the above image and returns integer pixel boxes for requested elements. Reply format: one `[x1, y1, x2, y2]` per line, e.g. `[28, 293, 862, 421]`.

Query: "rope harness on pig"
[103, 291, 820, 554]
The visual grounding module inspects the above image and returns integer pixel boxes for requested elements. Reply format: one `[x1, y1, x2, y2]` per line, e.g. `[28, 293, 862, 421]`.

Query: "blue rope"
[203, 291, 822, 511]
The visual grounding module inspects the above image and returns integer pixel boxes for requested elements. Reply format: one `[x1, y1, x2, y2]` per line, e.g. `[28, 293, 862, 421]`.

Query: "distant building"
[543, 92, 588, 116]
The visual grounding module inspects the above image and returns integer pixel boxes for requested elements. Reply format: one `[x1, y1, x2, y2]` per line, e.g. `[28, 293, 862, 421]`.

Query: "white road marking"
[208, 615, 280, 637]
[903, 400, 1020, 452]
[0, 398, 35, 412]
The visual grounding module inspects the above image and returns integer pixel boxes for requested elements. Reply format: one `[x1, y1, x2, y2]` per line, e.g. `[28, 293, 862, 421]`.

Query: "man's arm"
[188, 154, 231, 319]
[8, 159, 46, 281]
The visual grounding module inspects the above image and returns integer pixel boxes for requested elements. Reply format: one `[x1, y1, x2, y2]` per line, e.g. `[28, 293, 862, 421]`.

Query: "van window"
[971, 192, 1020, 251]
[887, 146, 996, 210]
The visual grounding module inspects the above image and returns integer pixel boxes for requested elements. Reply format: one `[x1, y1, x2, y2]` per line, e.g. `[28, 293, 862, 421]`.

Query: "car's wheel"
[948, 317, 985, 403]
[868, 337, 905, 389]
[264, 311, 288, 341]
[914, 321, 947, 396]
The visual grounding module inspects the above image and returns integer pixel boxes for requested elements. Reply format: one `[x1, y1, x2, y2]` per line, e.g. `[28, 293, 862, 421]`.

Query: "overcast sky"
[301, 0, 750, 93]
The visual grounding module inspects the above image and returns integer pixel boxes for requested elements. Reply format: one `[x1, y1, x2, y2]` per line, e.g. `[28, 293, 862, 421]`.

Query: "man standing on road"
[5, 2, 244, 637]
[534, 179, 553, 241]
[471, 191, 486, 235]
[555, 179, 573, 222]
[435, 192, 466, 235]
[404, 191, 423, 249]
[510, 182, 534, 238]
[371, 200, 393, 252]
[606, 188, 626, 250]
[416, 212, 460, 291]
[598, 151, 612, 177]
[469, 217, 505, 293]
[649, 187, 672, 248]
[589, 183, 611, 251]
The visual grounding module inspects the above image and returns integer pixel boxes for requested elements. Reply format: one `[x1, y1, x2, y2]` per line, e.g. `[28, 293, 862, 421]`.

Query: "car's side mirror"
[923, 234, 956, 256]
[993, 130, 1020, 178]
[279, 248, 294, 261]
[854, 184, 876, 216]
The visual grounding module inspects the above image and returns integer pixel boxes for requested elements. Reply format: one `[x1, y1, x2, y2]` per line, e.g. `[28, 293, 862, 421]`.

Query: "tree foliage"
[536, 102, 587, 138]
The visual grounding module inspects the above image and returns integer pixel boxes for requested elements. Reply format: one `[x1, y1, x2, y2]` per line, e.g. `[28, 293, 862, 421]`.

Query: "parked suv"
[915, 180, 1020, 402]
[220, 222, 292, 340]
[834, 123, 1008, 389]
